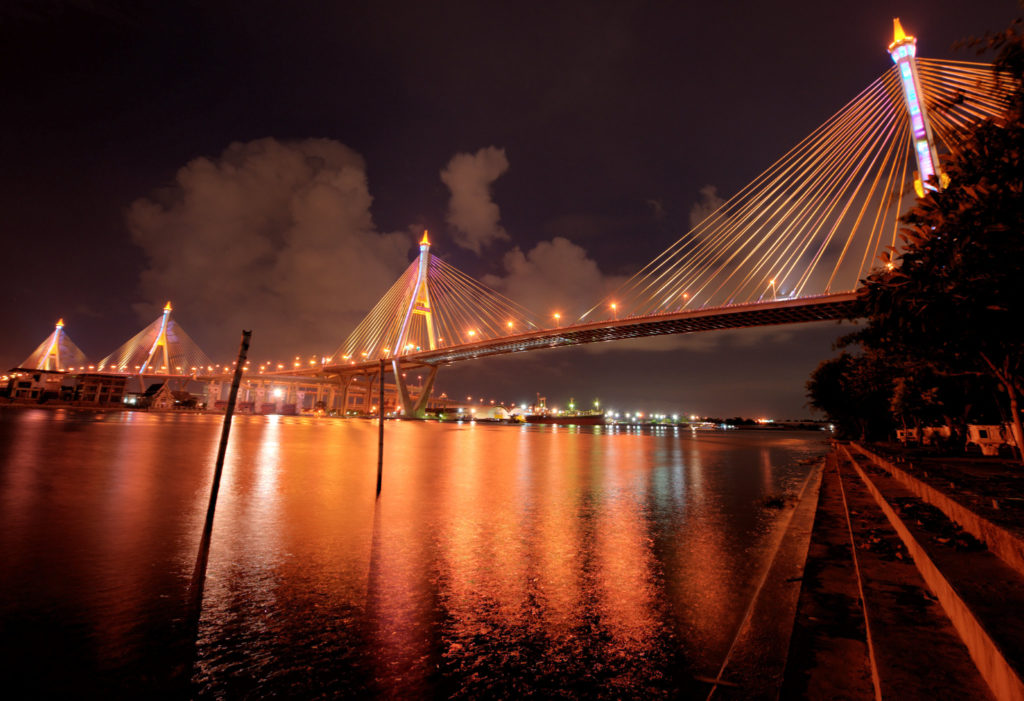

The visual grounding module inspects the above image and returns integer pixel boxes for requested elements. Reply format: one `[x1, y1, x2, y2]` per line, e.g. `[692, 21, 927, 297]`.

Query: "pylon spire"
[41, 319, 64, 370]
[140, 302, 173, 374]
[888, 17, 944, 197]
[395, 231, 437, 354]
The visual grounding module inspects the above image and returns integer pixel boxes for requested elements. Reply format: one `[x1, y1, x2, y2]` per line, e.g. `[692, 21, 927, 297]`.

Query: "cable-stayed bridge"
[309, 21, 1014, 414]
[13, 21, 1018, 416]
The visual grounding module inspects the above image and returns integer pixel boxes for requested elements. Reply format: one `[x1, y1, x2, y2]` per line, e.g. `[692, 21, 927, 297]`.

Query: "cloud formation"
[127, 137, 411, 361]
[440, 146, 510, 254]
[689, 184, 725, 229]
[483, 236, 624, 322]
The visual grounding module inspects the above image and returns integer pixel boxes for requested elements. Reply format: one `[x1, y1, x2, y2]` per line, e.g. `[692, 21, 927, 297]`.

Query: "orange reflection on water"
[0, 411, 825, 697]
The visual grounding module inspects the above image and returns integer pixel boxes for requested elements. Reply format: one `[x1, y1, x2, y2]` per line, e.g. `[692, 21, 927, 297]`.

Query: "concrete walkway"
[782, 443, 1024, 700]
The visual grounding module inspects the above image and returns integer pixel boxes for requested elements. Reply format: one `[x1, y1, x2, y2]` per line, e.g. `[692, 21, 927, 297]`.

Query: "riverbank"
[780, 443, 1024, 700]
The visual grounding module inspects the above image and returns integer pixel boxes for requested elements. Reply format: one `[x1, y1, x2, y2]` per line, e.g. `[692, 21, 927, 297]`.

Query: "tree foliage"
[810, 17, 1024, 456]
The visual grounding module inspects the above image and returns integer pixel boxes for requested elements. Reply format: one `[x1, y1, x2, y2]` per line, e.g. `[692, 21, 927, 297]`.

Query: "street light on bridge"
[553, 312, 561, 328]
[610, 302, 617, 320]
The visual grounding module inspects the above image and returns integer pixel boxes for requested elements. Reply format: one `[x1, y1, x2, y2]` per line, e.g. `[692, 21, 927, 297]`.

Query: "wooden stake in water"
[186, 330, 251, 636]
[376, 358, 385, 497]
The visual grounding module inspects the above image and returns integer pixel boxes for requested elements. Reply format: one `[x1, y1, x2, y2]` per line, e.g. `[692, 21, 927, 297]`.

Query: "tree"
[857, 19, 1024, 459]
[807, 351, 893, 441]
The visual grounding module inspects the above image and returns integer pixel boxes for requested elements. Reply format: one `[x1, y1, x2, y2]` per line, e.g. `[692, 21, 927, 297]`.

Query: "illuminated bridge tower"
[396, 230, 437, 354]
[140, 301, 174, 375]
[889, 18, 944, 197]
[40, 319, 66, 371]
[21, 318, 88, 371]
[392, 231, 439, 417]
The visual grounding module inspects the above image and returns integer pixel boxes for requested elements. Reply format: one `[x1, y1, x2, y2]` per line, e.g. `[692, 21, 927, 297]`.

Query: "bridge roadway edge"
[318, 292, 862, 376]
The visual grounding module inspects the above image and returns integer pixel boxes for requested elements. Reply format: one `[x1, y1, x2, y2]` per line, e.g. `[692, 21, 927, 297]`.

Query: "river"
[0, 408, 827, 697]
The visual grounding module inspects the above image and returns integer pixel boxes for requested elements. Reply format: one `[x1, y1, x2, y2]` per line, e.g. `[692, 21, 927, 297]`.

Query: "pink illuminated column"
[888, 18, 943, 197]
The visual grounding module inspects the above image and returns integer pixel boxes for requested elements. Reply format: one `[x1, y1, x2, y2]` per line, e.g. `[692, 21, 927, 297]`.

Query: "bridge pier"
[391, 360, 438, 418]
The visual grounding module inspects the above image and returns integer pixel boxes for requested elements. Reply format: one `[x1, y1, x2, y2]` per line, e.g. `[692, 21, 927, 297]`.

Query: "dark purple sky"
[2, 1, 1018, 417]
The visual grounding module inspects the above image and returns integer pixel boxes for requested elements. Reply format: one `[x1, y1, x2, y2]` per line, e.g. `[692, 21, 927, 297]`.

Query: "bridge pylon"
[889, 18, 945, 197]
[393, 231, 439, 418]
[41, 319, 65, 371]
[140, 301, 173, 375]
[21, 318, 88, 372]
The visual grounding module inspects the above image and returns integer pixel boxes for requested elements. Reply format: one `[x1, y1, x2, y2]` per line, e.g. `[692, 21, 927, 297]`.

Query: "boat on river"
[523, 411, 606, 425]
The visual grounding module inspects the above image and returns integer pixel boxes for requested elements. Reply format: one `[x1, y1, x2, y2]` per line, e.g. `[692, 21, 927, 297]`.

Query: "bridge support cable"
[329, 231, 540, 415]
[582, 49, 1015, 324]
[20, 318, 88, 371]
[329, 234, 539, 356]
[97, 301, 212, 377]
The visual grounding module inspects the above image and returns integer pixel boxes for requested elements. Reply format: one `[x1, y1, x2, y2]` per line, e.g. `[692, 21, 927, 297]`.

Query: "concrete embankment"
[781, 443, 1024, 701]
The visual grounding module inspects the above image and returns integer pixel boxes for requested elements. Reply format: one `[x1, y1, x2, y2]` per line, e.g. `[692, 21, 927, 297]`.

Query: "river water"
[0, 408, 827, 698]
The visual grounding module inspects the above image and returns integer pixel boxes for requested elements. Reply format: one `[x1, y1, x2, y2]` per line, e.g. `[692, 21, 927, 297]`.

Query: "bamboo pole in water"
[185, 330, 251, 640]
[377, 358, 385, 497]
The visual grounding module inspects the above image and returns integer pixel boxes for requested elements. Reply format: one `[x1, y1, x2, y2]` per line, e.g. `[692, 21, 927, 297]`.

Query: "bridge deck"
[321, 292, 861, 374]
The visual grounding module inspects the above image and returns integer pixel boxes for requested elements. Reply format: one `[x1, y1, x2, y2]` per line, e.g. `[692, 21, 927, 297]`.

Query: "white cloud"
[126, 137, 411, 361]
[689, 184, 725, 230]
[440, 146, 510, 254]
[483, 236, 625, 322]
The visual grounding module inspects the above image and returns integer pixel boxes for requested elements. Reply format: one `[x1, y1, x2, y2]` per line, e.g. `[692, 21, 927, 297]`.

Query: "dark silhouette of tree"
[807, 351, 893, 441]
[809, 18, 1024, 457]
[851, 18, 1024, 457]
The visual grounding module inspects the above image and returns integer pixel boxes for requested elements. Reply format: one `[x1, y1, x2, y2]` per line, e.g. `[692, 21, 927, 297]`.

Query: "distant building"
[4, 369, 69, 401]
[76, 374, 127, 406]
[138, 382, 198, 410]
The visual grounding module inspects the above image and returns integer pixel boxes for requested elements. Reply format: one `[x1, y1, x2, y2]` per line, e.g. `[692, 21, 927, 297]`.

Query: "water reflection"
[0, 410, 825, 697]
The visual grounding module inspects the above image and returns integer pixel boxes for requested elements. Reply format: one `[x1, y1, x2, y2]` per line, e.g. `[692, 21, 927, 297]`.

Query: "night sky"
[2, 1, 1018, 417]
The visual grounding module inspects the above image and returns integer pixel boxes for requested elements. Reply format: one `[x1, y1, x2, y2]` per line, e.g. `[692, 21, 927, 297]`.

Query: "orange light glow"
[892, 17, 908, 44]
